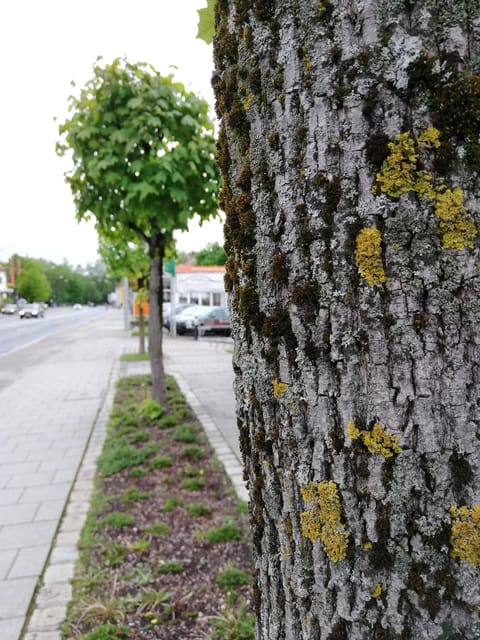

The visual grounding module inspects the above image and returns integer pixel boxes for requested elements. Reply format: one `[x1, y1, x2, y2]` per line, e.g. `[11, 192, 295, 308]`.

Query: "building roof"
[175, 265, 225, 273]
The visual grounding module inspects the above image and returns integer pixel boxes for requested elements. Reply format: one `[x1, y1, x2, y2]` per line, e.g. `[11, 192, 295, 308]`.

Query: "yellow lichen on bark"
[347, 420, 402, 458]
[371, 583, 382, 598]
[300, 480, 349, 562]
[355, 227, 386, 286]
[435, 187, 477, 250]
[272, 379, 288, 398]
[450, 504, 480, 567]
[375, 131, 418, 197]
[374, 128, 477, 250]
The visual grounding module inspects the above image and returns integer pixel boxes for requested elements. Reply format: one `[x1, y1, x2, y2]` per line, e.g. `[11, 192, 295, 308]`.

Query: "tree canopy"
[57, 57, 220, 401]
[57, 57, 219, 246]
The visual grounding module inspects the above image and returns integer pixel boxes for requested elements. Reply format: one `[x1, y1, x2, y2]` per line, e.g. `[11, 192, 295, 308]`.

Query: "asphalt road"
[0, 306, 108, 357]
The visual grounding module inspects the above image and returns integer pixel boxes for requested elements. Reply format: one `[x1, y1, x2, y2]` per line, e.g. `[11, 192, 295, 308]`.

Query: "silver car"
[19, 303, 44, 319]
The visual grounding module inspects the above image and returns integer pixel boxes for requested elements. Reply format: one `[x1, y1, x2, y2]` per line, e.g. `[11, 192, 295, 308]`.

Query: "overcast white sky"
[0, 0, 224, 267]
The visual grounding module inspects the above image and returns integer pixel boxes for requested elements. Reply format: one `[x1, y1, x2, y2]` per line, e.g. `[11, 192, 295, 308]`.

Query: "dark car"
[1, 303, 17, 315]
[201, 307, 231, 336]
[19, 303, 44, 319]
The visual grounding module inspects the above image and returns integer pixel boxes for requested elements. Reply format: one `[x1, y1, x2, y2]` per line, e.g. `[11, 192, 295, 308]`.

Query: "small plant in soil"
[143, 522, 171, 537]
[101, 512, 133, 528]
[174, 424, 198, 443]
[151, 454, 173, 469]
[182, 444, 205, 460]
[181, 477, 205, 491]
[198, 518, 243, 543]
[157, 560, 184, 574]
[162, 496, 182, 511]
[119, 487, 150, 504]
[187, 502, 212, 517]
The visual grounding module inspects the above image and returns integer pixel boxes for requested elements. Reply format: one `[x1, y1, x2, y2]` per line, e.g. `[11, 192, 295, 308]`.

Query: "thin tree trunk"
[138, 305, 146, 354]
[214, 1, 480, 638]
[148, 233, 166, 404]
[137, 277, 146, 355]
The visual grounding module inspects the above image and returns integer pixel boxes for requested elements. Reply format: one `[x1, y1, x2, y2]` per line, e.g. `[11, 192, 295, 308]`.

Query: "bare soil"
[64, 374, 254, 640]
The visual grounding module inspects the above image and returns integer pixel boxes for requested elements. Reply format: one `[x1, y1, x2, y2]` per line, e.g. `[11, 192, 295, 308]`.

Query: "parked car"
[1, 303, 17, 315]
[19, 303, 44, 319]
[163, 303, 194, 330]
[175, 305, 210, 335]
[73, 303, 83, 310]
[201, 307, 231, 336]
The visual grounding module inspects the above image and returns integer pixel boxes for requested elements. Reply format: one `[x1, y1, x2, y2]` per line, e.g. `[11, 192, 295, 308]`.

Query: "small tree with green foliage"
[57, 58, 220, 401]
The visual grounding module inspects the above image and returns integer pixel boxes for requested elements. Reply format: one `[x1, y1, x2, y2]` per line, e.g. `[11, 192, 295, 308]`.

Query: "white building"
[0, 265, 12, 300]
[166, 265, 228, 308]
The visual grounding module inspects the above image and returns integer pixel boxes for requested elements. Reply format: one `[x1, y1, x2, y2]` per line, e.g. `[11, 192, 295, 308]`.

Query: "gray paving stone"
[0, 503, 38, 526]
[0, 549, 16, 579]
[6, 471, 56, 488]
[37, 459, 78, 472]
[52, 468, 76, 483]
[0, 461, 40, 476]
[0, 520, 58, 550]
[8, 545, 49, 579]
[0, 474, 12, 489]
[0, 488, 23, 505]
[35, 500, 65, 522]
[0, 576, 37, 617]
[19, 484, 70, 504]
[0, 617, 25, 640]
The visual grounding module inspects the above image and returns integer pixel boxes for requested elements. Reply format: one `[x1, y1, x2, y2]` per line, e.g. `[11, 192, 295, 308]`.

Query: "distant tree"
[57, 57, 220, 402]
[99, 237, 150, 354]
[175, 249, 195, 265]
[17, 263, 51, 302]
[195, 241, 227, 266]
[83, 260, 117, 304]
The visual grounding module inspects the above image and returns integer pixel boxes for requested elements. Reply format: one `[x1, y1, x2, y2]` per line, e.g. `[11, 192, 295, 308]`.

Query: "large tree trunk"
[148, 233, 166, 403]
[214, 1, 480, 638]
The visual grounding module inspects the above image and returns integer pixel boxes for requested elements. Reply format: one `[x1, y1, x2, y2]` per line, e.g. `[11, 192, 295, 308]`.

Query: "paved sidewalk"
[0, 312, 242, 639]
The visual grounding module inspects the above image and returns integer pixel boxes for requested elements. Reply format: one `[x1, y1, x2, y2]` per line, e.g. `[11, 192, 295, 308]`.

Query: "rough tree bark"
[213, 1, 480, 638]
